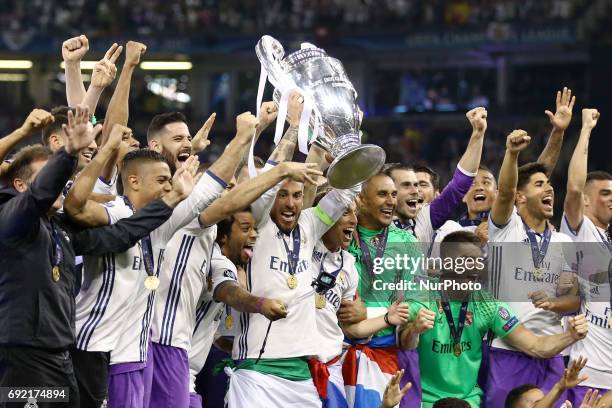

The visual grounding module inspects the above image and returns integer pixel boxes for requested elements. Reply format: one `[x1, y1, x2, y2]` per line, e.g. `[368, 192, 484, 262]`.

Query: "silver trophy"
[255, 36, 386, 189]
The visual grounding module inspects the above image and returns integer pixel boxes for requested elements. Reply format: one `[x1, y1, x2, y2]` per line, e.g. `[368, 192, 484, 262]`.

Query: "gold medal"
[608, 316, 612, 329]
[144, 276, 160, 290]
[315, 293, 327, 309]
[533, 267, 544, 280]
[52, 265, 60, 282]
[225, 315, 234, 330]
[453, 343, 462, 357]
[287, 275, 298, 289]
[207, 275, 213, 292]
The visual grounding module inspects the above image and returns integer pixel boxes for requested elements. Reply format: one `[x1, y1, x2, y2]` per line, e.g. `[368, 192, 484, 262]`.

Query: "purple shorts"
[189, 392, 202, 408]
[398, 349, 422, 408]
[149, 342, 189, 408]
[484, 347, 566, 408]
[107, 342, 154, 408]
[568, 385, 610, 406]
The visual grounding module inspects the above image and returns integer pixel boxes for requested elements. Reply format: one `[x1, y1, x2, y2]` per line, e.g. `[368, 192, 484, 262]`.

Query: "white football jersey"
[76, 172, 224, 361]
[311, 241, 358, 362]
[232, 188, 355, 360]
[187, 245, 238, 391]
[150, 224, 228, 351]
[93, 166, 119, 196]
[488, 208, 576, 351]
[560, 214, 612, 388]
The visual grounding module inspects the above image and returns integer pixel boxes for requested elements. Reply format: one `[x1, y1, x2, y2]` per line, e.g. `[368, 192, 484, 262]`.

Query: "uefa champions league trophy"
[255, 35, 386, 189]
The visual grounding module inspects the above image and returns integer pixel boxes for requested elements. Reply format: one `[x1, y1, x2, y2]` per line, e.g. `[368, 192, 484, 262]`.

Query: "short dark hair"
[383, 163, 415, 179]
[517, 162, 549, 191]
[362, 171, 394, 195]
[41, 106, 71, 147]
[440, 230, 483, 260]
[215, 207, 253, 245]
[478, 164, 494, 175]
[586, 171, 612, 185]
[414, 163, 440, 191]
[5, 144, 53, 184]
[121, 149, 170, 175]
[505, 384, 540, 408]
[147, 112, 188, 142]
[433, 398, 470, 408]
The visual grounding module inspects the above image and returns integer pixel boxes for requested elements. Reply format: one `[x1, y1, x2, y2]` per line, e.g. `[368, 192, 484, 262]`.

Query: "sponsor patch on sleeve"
[223, 269, 237, 280]
[498, 306, 511, 321]
[503, 316, 519, 332]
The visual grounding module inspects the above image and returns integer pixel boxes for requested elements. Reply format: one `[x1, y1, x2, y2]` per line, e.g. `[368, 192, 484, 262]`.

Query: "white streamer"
[247, 67, 268, 178]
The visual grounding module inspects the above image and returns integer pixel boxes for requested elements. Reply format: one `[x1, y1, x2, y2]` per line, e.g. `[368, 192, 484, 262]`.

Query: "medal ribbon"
[357, 227, 388, 277]
[458, 211, 489, 227]
[280, 227, 301, 276]
[440, 292, 469, 349]
[319, 251, 344, 277]
[523, 222, 552, 270]
[123, 197, 155, 277]
[49, 220, 64, 267]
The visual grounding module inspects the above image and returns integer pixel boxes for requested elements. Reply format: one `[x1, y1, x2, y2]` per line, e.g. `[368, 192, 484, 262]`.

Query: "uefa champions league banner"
[0, 23, 576, 53]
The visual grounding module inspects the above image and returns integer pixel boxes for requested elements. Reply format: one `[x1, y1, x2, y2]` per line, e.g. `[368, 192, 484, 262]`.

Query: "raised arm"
[99, 41, 146, 181]
[490, 130, 531, 227]
[199, 162, 321, 226]
[538, 87, 576, 176]
[504, 315, 588, 359]
[62, 35, 89, 107]
[427, 107, 486, 229]
[191, 112, 215, 155]
[64, 124, 130, 226]
[0, 106, 98, 241]
[303, 143, 329, 209]
[81, 43, 123, 115]
[0, 109, 54, 175]
[266, 92, 304, 163]
[564, 109, 600, 232]
[532, 357, 588, 408]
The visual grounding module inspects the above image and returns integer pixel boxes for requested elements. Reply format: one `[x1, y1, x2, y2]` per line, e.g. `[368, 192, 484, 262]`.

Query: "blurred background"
[0, 0, 610, 221]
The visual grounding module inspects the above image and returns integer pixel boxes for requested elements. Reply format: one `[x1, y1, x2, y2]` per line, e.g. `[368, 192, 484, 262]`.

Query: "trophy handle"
[255, 35, 294, 92]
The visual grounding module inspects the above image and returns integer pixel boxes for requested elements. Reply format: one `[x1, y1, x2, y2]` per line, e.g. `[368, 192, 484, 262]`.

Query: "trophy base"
[327, 144, 386, 189]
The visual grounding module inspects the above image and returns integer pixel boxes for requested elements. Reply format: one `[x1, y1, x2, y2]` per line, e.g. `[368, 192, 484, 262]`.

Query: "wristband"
[256, 297, 265, 314]
[384, 312, 391, 326]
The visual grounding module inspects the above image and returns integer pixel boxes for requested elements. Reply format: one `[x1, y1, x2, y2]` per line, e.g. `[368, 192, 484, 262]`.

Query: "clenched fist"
[567, 314, 588, 341]
[581, 108, 600, 131]
[20, 109, 54, 134]
[235, 112, 259, 137]
[414, 307, 436, 333]
[466, 107, 487, 133]
[62, 35, 89, 62]
[506, 130, 531, 154]
[125, 41, 147, 67]
[261, 299, 288, 321]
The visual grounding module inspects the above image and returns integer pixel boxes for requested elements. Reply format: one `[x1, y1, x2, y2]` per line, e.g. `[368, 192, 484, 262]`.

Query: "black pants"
[0, 347, 79, 408]
[70, 348, 109, 408]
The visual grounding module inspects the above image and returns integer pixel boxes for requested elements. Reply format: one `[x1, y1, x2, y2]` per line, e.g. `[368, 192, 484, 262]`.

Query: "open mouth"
[473, 194, 486, 202]
[177, 151, 191, 162]
[81, 150, 94, 160]
[406, 199, 418, 209]
[242, 243, 254, 259]
[280, 211, 295, 223]
[541, 195, 553, 209]
[342, 227, 354, 241]
[380, 208, 393, 218]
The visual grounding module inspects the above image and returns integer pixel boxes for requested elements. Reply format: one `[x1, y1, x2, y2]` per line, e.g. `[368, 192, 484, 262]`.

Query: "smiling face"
[123, 160, 173, 207]
[271, 180, 304, 234]
[76, 139, 98, 172]
[323, 201, 358, 251]
[463, 168, 497, 217]
[517, 172, 554, 220]
[585, 179, 612, 228]
[149, 121, 192, 169]
[416, 171, 437, 204]
[389, 168, 421, 221]
[359, 174, 397, 230]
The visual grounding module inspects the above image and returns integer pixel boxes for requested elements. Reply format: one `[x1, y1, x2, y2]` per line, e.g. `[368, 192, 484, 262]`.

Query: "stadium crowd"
[0, 33, 610, 408]
[0, 0, 581, 37]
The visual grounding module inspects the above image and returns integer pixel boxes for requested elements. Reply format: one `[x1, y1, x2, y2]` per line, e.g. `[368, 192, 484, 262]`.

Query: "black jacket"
[0, 148, 174, 350]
